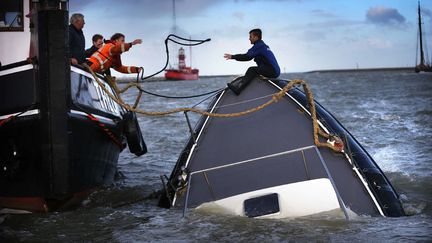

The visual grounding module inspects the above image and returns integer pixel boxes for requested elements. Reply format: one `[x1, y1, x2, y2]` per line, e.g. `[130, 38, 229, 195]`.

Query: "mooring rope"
[111, 78, 224, 99]
[139, 34, 211, 81]
[82, 63, 343, 152]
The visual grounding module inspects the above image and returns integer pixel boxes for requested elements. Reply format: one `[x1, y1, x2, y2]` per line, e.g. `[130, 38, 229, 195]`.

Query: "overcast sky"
[70, 0, 432, 76]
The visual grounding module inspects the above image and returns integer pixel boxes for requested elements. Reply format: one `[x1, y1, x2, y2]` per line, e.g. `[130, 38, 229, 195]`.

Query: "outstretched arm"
[111, 39, 142, 55]
[112, 57, 141, 74]
[131, 39, 142, 45]
[224, 53, 252, 61]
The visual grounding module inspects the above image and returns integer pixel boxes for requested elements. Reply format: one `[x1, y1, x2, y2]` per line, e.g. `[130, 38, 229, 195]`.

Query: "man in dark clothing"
[85, 34, 103, 58]
[69, 13, 85, 65]
[224, 28, 280, 95]
[85, 34, 111, 75]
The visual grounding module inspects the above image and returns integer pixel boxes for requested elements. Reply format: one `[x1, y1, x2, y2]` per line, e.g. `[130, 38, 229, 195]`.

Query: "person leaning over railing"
[88, 33, 142, 75]
[85, 34, 111, 76]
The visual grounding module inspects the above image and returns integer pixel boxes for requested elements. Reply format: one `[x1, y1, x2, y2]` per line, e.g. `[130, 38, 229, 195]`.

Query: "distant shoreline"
[116, 67, 419, 82]
[117, 74, 236, 83]
[306, 67, 415, 73]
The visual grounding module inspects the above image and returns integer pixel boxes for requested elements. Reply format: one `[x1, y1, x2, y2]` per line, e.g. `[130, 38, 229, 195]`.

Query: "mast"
[190, 37, 192, 68]
[418, 1, 425, 66]
[172, 0, 176, 34]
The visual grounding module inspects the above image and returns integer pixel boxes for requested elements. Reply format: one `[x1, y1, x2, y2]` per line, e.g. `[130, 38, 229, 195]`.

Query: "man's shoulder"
[255, 39, 264, 44]
[85, 46, 96, 52]
[99, 43, 115, 53]
[69, 25, 83, 36]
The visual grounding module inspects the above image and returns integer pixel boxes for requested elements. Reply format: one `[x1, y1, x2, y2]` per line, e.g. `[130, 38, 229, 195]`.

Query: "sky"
[70, 0, 432, 76]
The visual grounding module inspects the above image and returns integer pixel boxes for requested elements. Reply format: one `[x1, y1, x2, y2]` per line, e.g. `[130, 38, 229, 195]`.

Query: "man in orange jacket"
[88, 33, 142, 74]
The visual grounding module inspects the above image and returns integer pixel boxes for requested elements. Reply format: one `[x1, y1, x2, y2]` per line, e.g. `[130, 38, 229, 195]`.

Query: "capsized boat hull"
[159, 77, 405, 219]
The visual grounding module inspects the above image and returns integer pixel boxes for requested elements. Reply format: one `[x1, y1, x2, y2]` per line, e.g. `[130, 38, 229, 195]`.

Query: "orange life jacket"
[88, 42, 140, 74]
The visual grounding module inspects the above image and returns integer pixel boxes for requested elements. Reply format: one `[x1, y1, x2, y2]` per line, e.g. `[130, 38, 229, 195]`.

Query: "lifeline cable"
[114, 34, 221, 99]
[139, 34, 211, 81]
[120, 77, 225, 99]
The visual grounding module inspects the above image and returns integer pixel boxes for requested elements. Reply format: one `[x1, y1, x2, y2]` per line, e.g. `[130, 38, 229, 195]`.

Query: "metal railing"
[182, 145, 350, 220]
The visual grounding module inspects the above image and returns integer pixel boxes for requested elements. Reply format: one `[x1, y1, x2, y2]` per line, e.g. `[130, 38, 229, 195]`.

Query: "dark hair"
[249, 28, 262, 39]
[110, 33, 125, 41]
[92, 34, 103, 42]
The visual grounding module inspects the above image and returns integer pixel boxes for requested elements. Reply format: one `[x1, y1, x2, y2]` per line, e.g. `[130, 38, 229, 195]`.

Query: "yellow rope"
[82, 64, 343, 152]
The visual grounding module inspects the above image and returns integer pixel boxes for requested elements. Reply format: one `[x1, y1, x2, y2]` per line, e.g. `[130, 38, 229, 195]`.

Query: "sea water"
[1, 71, 431, 242]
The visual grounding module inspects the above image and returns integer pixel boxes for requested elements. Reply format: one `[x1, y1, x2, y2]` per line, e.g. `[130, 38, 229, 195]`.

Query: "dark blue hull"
[0, 62, 126, 212]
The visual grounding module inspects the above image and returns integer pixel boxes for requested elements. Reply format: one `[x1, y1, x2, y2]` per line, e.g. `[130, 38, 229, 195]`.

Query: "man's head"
[92, 34, 104, 49]
[249, 28, 262, 44]
[110, 33, 125, 44]
[70, 13, 85, 30]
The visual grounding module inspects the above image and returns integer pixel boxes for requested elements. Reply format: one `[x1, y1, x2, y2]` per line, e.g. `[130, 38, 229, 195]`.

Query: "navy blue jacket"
[69, 24, 86, 64]
[232, 40, 280, 77]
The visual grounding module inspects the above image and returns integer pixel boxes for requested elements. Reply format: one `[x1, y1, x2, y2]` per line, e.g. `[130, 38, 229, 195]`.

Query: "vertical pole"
[184, 111, 197, 144]
[172, 0, 176, 34]
[189, 36, 192, 68]
[418, 1, 425, 66]
[183, 174, 192, 217]
[36, 3, 70, 198]
[314, 146, 350, 220]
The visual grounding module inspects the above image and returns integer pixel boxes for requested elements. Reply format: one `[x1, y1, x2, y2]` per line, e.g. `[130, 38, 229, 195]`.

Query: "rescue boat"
[0, 0, 146, 212]
[158, 76, 406, 219]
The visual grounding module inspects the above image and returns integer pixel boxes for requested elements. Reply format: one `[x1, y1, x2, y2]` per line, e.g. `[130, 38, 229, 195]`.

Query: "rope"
[115, 79, 224, 99]
[82, 63, 343, 152]
[139, 34, 211, 81]
[125, 34, 219, 99]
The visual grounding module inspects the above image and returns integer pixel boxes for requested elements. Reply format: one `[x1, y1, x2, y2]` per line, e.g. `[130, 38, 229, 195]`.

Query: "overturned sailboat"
[159, 76, 405, 219]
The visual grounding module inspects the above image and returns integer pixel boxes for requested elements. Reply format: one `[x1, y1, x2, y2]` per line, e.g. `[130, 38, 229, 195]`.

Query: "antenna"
[172, 0, 176, 34]
[190, 36, 192, 68]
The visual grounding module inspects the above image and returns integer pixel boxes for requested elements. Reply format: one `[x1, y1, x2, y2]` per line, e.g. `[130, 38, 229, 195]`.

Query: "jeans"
[238, 65, 277, 90]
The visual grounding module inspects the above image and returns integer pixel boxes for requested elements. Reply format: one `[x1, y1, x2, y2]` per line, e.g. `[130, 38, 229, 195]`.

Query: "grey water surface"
[1, 70, 431, 242]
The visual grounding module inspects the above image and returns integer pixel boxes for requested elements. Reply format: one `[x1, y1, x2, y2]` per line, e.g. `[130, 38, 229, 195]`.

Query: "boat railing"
[183, 145, 350, 220]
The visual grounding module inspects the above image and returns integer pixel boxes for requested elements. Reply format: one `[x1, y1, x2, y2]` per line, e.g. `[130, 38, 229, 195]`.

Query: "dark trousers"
[232, 65, 277, 93]
[243, 65, 277, 84]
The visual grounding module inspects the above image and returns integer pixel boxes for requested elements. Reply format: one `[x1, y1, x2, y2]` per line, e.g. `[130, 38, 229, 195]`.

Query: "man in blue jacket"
[224, 28, 280, 95]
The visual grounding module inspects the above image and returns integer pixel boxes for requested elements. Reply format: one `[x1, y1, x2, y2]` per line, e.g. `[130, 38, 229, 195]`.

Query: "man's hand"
[131, 39, 142, 45]
[224, 53, 232, 60]
[71, 58, 78, 65]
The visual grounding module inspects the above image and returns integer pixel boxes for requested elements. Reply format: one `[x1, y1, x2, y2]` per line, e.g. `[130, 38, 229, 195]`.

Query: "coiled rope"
[110, 34, 223, 100]
[139, 34, 211, 81]
[82, 63, 343, 152]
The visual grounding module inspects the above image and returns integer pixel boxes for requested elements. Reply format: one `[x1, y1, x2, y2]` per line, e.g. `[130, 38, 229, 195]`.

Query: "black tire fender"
[123, 111, 147, 156]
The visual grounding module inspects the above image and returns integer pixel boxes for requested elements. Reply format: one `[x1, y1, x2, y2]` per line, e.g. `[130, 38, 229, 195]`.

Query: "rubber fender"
[123, 111, 147, 156]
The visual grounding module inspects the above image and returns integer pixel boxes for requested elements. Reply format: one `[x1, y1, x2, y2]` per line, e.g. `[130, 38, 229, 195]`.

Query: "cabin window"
[244, 193, 280, 218]
[0, 0, 24, 32]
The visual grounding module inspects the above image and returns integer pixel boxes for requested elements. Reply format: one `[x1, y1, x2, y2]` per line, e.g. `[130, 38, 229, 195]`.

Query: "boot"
[227, 77, 246, 95]
[227, 82, 241, 95]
